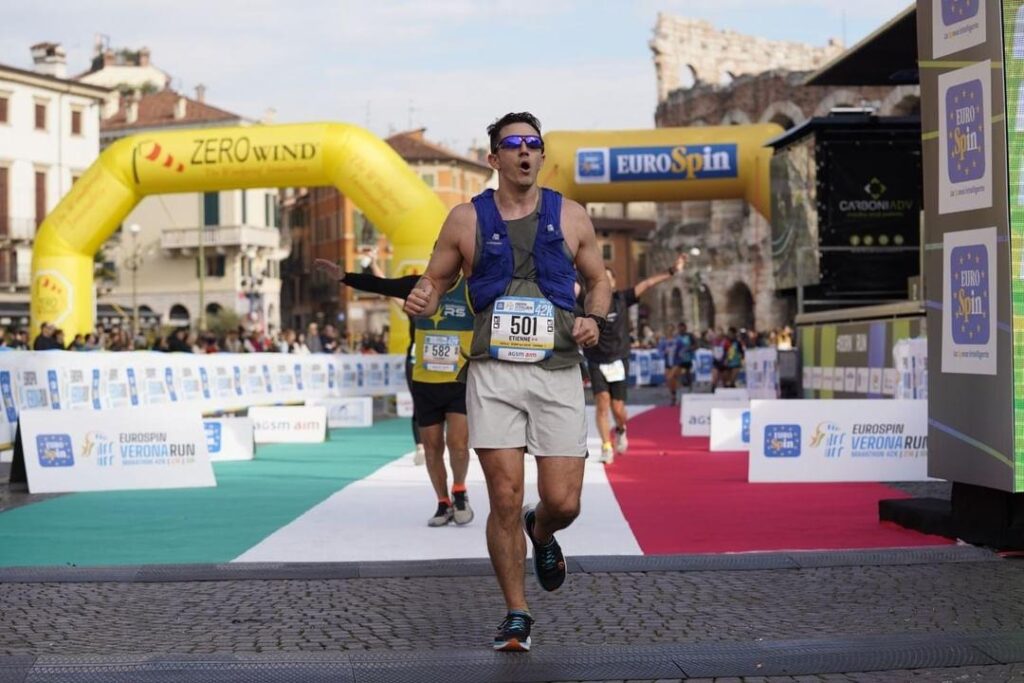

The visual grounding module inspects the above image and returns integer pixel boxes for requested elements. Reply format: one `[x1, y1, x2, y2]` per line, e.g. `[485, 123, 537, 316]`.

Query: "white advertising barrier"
[249, 405, 327, 443]
[56, 352, 104, 411]
[713, 387, 750, 400]
[97, 354, 140, 409]
[0, 352, 26, 448]
[630, 350, 653, 386]
[396, 392, 414, 418]
[206, 355, 247, 411]
[0, 352, 409, 433]
[748, 399, 929, 482]
[388, 355, 408, 394]
[680, 393, 750, 436]
[239, 355, 274, 403]
[709, 407, 751, 452]
[176, 354, 215, 413]
[16, 406, 215, 493]
[894, 338, 928, 400]
[308, 397, 374, 428]
[744, 347, 779, 399]
[136, 353, 182, 407]
[203, 417, 254, 462]
[267, 357, 306, 405]
[298, 356, 337, 400]
[693, 349, 714, 385]
[13, 352, 62, 412]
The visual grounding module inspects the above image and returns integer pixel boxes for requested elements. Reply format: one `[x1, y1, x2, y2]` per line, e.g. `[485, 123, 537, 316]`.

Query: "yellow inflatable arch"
[31, 121, 780, 351]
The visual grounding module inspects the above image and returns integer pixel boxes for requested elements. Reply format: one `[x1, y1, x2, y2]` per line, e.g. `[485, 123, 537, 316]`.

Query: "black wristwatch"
[585, 313, 607, 332]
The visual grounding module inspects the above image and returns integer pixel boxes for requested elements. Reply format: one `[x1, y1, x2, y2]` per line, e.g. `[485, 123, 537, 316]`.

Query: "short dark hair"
[487, 112, 542, 152]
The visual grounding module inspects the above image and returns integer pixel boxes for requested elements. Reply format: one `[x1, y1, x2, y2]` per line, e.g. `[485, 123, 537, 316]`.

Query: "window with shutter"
[35, 171, 46, 228]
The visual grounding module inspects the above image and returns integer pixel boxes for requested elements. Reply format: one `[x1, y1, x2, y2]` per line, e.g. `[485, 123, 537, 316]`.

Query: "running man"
[404, 112, 610, 652]
[674, 321, 696, 397]
[313, 259, 475, 527]
[585, 255, 685, 464]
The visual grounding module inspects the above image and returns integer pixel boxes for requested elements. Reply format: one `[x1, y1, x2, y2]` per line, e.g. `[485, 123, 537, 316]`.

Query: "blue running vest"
[467, 188, 577, 313]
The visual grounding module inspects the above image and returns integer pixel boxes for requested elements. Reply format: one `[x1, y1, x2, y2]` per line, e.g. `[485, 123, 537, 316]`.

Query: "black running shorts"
[410, 380, 467, 427]
[587, 359, 629, 402]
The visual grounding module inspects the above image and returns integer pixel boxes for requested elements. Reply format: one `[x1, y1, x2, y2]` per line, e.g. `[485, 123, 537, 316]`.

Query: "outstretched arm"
[404, 203, 473, 318]
[312, 259, 419, 298]
[634, 253, 686, 298]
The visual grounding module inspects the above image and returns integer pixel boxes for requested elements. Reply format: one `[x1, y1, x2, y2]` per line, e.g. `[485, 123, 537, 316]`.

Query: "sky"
[3, 0, 911, 154]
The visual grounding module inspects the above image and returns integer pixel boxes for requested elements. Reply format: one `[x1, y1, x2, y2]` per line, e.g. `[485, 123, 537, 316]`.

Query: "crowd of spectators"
[6, 316, 798, 393]
[632, 322, 796, 391]
[2, 321, 392, 355]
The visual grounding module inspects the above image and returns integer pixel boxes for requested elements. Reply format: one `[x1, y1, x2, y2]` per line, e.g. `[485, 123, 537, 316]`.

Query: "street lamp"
[127, 223, 141, 340]
[241, 269, 265, 328]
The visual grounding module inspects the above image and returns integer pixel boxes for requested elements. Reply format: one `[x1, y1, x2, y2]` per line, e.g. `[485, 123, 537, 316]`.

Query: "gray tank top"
[468, 206, 581, 370]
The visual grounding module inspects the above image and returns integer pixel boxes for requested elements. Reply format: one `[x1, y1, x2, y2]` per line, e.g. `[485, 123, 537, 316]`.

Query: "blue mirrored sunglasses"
[496, 135, 544, 151]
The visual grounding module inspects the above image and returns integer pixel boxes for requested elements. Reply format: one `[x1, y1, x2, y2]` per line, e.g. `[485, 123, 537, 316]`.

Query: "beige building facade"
[0, 43, 111, 328]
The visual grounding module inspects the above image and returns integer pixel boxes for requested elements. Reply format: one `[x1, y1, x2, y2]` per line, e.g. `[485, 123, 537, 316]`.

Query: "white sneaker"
[614, 428, 628, 454]
[453, 491, 474, 525]
[413, 444, 426, 466]
[600, 443, 615, 465]
[428, 502, 453, 527]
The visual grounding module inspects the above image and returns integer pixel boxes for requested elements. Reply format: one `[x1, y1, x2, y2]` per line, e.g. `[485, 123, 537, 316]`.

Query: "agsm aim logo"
[808, 421, 846, 458]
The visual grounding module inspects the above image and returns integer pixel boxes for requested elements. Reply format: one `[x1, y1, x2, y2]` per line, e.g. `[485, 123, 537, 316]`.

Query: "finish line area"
[0, 406, 948, 568]
[4, 407, 1022, 683]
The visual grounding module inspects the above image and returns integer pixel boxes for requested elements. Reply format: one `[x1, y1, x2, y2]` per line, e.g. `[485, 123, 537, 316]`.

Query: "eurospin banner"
[749, 399, 929, 483]
[0, 352, 407, 449]
[539, 124, 781, 217]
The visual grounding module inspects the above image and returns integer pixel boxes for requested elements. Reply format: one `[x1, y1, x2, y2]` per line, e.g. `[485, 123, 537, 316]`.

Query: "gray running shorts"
[466, 360, 588, 457]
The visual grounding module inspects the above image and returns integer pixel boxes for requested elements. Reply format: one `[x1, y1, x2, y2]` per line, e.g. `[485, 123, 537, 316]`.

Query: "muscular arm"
[404, 203, 474, 317]
[569, 203, 611, 319]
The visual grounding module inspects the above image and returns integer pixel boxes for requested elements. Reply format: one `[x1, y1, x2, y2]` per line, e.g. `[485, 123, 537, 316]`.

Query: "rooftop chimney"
[126, 90, 141, 124]
[138, 47, 150, 67]
[194, 84, 206, 103]
[30, 42, 67, 80]
[174, 95, 187, 120]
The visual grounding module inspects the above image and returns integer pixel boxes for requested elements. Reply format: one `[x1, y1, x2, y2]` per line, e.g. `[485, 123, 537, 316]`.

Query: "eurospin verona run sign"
[917, 0, 1024, 492]
[749, 399, 929, 483]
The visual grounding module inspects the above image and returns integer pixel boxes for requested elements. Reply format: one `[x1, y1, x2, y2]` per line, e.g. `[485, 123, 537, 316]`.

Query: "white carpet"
[234, 405, 653, 562]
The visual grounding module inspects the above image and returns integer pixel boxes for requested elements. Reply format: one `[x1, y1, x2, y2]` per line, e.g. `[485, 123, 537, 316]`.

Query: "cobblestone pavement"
[0, 552, 1022, 680]
[552, 666, 1024, 681]
[3, 560, 1023, 655]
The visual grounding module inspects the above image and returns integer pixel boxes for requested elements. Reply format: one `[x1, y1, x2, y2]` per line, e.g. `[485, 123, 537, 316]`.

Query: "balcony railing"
[161, 225, 281, 251]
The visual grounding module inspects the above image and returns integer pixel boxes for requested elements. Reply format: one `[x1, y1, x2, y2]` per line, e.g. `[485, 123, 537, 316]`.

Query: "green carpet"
[0, 419, 413, 567]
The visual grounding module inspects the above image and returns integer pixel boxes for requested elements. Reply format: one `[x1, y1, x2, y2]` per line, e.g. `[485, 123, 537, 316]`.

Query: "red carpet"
[607, 407, 953, 554]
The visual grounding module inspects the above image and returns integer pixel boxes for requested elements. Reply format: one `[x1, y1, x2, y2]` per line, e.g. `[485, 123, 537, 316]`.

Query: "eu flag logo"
[764, 425, 801, 458]
[945, 79, 984, 183]
[950, 244, 989, 344]
[942, 0, 979, 26]
[36, 434, 74, 467]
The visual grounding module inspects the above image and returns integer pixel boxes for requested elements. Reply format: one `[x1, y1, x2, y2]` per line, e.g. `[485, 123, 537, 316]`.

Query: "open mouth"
[519, 161, 531, 172]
